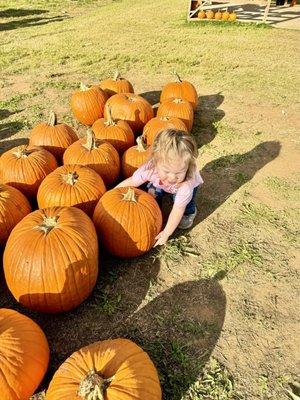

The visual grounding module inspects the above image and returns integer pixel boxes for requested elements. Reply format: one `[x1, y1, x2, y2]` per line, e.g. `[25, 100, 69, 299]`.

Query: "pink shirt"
[132, 161, 203, 207]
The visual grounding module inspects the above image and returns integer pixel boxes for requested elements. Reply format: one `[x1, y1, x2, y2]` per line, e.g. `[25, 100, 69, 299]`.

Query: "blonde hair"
[150, 129, 198, 180]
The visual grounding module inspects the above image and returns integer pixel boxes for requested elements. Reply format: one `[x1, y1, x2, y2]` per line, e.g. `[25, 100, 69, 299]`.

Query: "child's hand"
[153, 230, 170, 247]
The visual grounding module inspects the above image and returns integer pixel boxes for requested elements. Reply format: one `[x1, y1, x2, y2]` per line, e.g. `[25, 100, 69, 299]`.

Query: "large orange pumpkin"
[29, 111, 78, 161]
[93, 187, 162, 257]
[121, 136, 151, 178]
[104, 93, 154, 133]
[46, 338, 161, 400]
[63, 129, 120, 186]
[0, 308, 49, 399]
[3, 206, 98, 313]
[160, 73, 198, 111]
[99, 70, 134, 98]
[37, 164, 106, 217]
[142, 115, 188, 145]
[157, 97, 194, 132]
[92, 105, 135, 154]
[0, 145, 58, 199]
[71, 83, 107, 125]
[0, 184, 31, 246]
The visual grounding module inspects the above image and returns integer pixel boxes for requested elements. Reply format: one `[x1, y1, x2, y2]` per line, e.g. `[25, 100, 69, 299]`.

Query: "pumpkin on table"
[29, 111, 77, 162]
[0, 144, 58, 199]
[63, 129, 120, 187]
[222, 10, 230, 20]
[3, 206, 98, 313]
[0, 184, 31, 246]
[93, 187, 162, 257]
[71, 83, 107, 125]
[46, 338, 162, 400]
[104, 93, 154, 133]
[142, 115, 188, 146]
[214, 10, 222, 20]
[160, 72, 198, 111]
[157, 97, 194, 132]
[99, 70, 134, 98]
[121, 136, 151, 178]
[92, 105, 134, 154]
[0, 308, 49, 400]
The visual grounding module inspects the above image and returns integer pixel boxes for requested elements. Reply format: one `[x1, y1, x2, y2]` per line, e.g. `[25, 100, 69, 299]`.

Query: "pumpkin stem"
[36, 216, 58, 235]
[160, 116, 170, 121]
[78, 370, 114, 400]
[62, 171, 79, 186]
[122, 187, 137, 203]
[113, 70, 121, 80]
[80, 82, 89, 91]
[136, 136, 147, 152]
[13, 146, 30, 159]
[173, 98, 183, 104]
[173, 71, 182, 82]
[104, 105, 116, 126]
[83, 129, 97, 151]
[48, 111, 57, 126]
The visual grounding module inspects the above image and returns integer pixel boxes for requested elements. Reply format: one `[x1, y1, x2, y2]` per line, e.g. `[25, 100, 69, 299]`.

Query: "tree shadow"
[0, 8, 47, 18]
[0, 15, 69, 32]
[0, 120, 25, 140]
[0, 138, 29, 155]
[0, 109, 23, 120]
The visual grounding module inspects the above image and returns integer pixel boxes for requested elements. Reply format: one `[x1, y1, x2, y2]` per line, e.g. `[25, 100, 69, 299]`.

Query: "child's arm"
[115, 176, 140, 188]
[154, 204, 186, 247]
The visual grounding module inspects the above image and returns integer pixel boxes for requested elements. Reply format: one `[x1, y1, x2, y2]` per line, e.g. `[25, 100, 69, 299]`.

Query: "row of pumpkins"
[0, 72, 198, 399]
[197, 9, 237, 21]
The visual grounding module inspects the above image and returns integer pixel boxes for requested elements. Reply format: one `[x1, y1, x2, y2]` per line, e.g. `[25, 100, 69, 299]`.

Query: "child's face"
[156, 158, 188, 186]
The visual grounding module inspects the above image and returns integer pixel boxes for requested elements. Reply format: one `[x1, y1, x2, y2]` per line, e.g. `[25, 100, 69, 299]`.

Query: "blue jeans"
[147, 183, 199, 215]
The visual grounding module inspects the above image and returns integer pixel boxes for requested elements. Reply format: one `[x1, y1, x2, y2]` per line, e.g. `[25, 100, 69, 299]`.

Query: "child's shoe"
[178, 208, 197, 229]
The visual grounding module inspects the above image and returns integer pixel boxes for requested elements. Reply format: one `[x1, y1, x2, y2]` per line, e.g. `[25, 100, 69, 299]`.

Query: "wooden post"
[262, 0, 272, 23]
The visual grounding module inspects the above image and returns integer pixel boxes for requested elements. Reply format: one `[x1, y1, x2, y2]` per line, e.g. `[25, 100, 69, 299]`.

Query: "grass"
[153, 234, 200, 265]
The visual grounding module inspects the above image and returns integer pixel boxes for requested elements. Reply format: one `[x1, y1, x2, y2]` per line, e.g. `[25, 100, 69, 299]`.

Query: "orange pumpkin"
[93, 187, 162, 257]
[63, 129, 120, 186]
[46, 338, 161, 400]
[157, 97, 194, 132]
[142, 116, 188, 146]
[71, 83, 107, 125]
[0, 145, 58, 199]
[197, 10, 206, 19]
[99, 70, 134, 98]
[92, 105, 135, 154]
[37, 164, 106, 217]
[222, 10, 230, 20]
[0, 308, 49, 399]
[160, 72, 198, 111]
[122, 136, 151, 178]
[104, 93, 154, 133]
[228, 11, 237, 21]
[206, 10, 214, 19]
[0, 184, 31, 246]
[214, 10, 222, 20]
[29, 111, 78, 161]
[3, 206, 98, 313]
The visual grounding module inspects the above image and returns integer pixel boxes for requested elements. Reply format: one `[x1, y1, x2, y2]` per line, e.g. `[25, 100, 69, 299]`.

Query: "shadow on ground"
[0, 12, 69, 31]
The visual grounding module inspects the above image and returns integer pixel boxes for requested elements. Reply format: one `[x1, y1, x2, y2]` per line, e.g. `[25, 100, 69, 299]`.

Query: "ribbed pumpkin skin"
[63, 136, 120, 187]
[121, 142, 151, 178]
[3, 207, 98, 313]
[157, 98, 194, 132]
[160, 79, 198, 111]
[0, 145, 58, 199]
[93, 187, 162, 257]
[99, 77, 134, 98]
[37, 165, 106, 217]
[104, 93, 154, 133]
[46, 338, 162, 400]
[29, 118, 78, 161]
[0, 184, 31, 246]
[142, 116, 188, 145]
[71, 85, 107, 125]
[0, 308, 49, 400]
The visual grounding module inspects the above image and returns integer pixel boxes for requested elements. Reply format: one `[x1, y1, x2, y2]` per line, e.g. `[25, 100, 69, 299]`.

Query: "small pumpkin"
[228, 11, 237, 21]
[92, 105, 135, 154]
[142, 116, 188, 146]
[99, 70, 134, 98]
[3, 206, 98, 313]
[29, 111, 78, 162]
[0, 184, 31, 246]
[46, 338, 161, 400]
[214, 10, 222, 20]
[104, 93, 154, 134]
[206, 10, 214, 19]
[71, 83, 107, 125]
[0, 308, 49, 399]
[93, 187, 162, 257]
[122, 136, 151, 178]
[0, 145, 58, 199]
[197, 10, 206, 19]
[160, 72, 198, 111]
[222, 10, 230, 20]
[63, 129, 120, 186]
[157, 97, 194, 132]
[37, 164, 106, 217]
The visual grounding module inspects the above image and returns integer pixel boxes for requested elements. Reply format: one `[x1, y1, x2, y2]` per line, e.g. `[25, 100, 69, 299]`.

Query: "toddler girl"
[116, 129, 203, 246]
